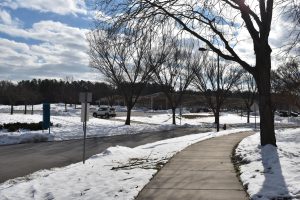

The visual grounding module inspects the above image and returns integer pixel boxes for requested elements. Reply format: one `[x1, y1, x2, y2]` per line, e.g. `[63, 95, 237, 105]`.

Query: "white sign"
[250, 101, 259, 114]
[79, 92, 92, 103]
[81, 103, 90, 122]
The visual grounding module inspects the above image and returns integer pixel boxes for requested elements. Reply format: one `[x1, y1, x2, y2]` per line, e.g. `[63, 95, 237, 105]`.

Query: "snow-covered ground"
[116, 112, 260, 125]
[1, 104, 299, 145]
[236, 128, 300, 199]
[0, 104, 177, 145]
[116, 111, 300, 126]
[0, 113, 175, 145]
[1, 104, 300, 199]
[0, 128, 250, 200]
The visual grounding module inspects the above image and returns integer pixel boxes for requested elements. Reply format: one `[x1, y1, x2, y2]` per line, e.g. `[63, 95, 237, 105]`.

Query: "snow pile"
[0, 128, 250, 200]
[0, 113, 42, 124]
[236, 128, 300, 199]
[0, 131, 54, 145]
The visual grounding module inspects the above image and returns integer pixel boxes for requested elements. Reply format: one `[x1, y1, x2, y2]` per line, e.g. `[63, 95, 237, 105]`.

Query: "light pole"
[199, 47, 220, 132]
[179, 75, 182, 126]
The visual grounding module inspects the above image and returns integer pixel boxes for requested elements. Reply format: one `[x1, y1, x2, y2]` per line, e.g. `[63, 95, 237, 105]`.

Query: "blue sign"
[43, 103, 50, 129]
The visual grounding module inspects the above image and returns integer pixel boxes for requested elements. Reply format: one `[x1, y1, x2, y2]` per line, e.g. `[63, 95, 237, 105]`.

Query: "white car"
[93, 107, 116, 118]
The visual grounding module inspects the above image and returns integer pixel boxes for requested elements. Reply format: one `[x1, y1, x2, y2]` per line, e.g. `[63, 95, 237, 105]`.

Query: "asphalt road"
[0, 127, 211, 183]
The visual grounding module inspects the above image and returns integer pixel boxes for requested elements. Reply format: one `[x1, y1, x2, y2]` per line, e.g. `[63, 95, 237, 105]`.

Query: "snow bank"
[236, 128, 300, 199]
[0, 131, 54, 145]
[0, 128, 250, 200]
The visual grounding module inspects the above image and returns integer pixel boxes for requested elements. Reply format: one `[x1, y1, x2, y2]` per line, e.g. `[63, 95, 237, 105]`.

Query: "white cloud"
[0, 0, 87, 16]
[0, 20, 89, 52]
[0, 37, 96, 81]
[0, 20, 95, 81]
[0, 8, 21, 27]
[0, 9, 12, 25]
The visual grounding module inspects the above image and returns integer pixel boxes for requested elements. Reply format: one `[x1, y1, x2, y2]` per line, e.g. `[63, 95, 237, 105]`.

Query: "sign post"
[43, 103, 50, 134]
[254, 103, 257, 130]
[79, 92, 92, 164]
[251, 101, 258, 130]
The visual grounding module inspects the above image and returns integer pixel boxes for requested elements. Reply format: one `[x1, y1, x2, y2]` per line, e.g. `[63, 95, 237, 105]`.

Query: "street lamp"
[199, 47, 220, 132]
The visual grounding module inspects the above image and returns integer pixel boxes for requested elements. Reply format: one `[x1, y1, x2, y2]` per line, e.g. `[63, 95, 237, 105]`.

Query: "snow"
[1, 104, 300, 199]
[0, 104, 176, 145]
[116, 112, 261, 125]
[0, 113, 175, 145]
[0, 128, 250, 200]
[1, 103, 298, 145]
[236, 128, 300, 199]
[116, 111, 300, 127]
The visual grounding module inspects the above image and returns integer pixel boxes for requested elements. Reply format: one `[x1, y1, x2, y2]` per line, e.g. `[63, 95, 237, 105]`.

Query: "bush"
[0, 122, 53, 132]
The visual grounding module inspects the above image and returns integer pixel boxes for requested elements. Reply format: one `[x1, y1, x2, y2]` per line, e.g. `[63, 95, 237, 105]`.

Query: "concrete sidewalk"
[136, 131, 253, 200]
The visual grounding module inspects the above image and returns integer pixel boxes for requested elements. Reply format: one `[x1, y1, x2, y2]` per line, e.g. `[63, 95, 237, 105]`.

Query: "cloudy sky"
[0, 0, 101, 81]
[0, 0, 295, 82]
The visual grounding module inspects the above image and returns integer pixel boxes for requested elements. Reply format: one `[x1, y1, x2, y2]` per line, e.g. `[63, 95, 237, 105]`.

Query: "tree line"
[0, 57, 298, 123]
[0, 79, 168, 114]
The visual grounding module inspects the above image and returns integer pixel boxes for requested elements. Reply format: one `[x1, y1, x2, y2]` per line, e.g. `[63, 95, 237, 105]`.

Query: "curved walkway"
[136, 131, 253, 200]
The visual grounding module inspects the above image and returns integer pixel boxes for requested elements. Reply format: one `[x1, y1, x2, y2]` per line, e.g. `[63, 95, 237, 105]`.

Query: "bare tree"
[7, 83, 19, 115]
[272, 59, 300, 96]
[151, 40, 196, 125]
[94, 0, 282, 146]
[282, 0, 300, 54]
[193, 58, 242, 131]
[0, 81, 18, 114]
[88, 28, 161, 125]
[237, 72, 257, 123]
[63, 76, 74, 112]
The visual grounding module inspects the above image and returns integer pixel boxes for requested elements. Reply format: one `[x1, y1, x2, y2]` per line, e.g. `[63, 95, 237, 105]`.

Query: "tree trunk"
[247, 108, 250, 123]
[214, 112, 220, 132]
[31, 105, 34, 115]
[65, 103, 67, 112]
[10, 105, 13, 115]
[24, 104, 27, 114]
[125, 107, 132, 125]
[254, 47, 276, 146]
[172, 107, 176, 125]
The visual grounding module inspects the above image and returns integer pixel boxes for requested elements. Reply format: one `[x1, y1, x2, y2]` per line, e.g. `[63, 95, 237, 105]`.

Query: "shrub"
[0, 122, 53, 132]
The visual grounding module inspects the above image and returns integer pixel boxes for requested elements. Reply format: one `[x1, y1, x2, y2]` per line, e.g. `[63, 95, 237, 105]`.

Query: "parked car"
[279, 111, 289, 117]
[290, 112, 299, 117]
[93, 107, 116, 118]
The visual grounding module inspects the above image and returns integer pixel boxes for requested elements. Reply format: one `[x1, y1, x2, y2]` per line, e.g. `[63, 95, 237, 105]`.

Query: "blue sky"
[0, 0, 100, 81]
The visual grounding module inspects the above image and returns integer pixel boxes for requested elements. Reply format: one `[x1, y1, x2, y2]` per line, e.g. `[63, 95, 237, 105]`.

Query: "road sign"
[43, 103, 50, 129]
[79, 92, 92, 103]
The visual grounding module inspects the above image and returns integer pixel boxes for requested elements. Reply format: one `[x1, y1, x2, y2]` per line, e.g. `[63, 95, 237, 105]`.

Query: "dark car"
[290, 112, 298, 117]
[279, 111, 289, 117]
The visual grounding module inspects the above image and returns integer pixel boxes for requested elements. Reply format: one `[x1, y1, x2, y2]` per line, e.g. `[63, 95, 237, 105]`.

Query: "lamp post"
[180, 75, 182, 126]
[199, 47, 220, 132]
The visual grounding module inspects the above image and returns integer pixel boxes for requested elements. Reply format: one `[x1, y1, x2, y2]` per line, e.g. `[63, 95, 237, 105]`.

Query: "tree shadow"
[253, 145, 292, 200]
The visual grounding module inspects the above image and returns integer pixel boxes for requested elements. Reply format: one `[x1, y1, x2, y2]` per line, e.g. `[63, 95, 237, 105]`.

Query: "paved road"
[137, 131, 253, 200]
[0, 127, 211, 183]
